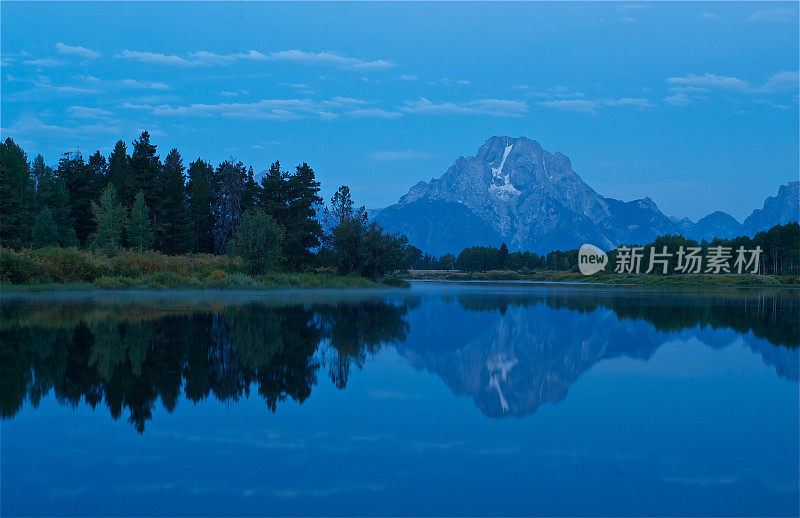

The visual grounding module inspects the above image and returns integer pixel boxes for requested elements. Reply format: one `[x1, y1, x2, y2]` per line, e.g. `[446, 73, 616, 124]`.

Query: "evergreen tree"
[283, 163, 323, 269]
[130, 131, 160, 209]
[89, 184, 127, 253]
[30, 153, 76, 246]
[187, 158, 215, 253]
[30, 154, 50, 213]
[242, 166, 259, 213]
[0, 138, 35, 248]
[499, 242, 509, 269]
[31, 208, 59, 247]
[127, 191, 153, 251]
[107, 140, 133, 205]
[212, 159, 247, 254]
[438, 253, 454, 271]
[87, 150, 108, 201]
[59, 151, 97, 245]
[257, 161, 288, 224]
[35, 170, 77, 247]
[153, 148, 192, 254]
[324, 185, 358, 230]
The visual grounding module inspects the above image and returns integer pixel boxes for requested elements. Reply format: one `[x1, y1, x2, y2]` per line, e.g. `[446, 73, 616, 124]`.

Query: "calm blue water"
[1, 283, 798, 516]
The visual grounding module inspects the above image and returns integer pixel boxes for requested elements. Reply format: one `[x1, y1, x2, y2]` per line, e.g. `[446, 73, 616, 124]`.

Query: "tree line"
[419, 223, 799, 275]
[0, 134, 411, 279]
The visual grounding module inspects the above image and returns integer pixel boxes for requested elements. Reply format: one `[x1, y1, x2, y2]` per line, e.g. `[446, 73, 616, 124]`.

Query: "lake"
[1, 283, 798, 517]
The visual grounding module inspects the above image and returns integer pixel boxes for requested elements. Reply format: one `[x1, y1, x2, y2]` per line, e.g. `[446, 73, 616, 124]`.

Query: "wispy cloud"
[368, 150, 432, 161]
[23, 58, 67, 67]
[664, 92, 692, 106]
[220, 89, 248, 97]
[116, 49, 395, 70]
[399, 74, 418, 81]
[123, 98, 341, 121]
[757, 71, 800, 93]
[667, 73, 749, 91]
[67, 106, 113, 119]
[539, 99, 598, 113]
[1, 115, 120, 138]
[33, 76, 97, 94]
[347, 108, 402, 119]
[116, 79, 169, 90]
[56, 42, 100, 59]
[429, 77, 471, 86]
[116, 50, 195, 66]
[539, 97, 653, 114]
[401, 98, 527, 117]
[667, 71, 799, 94]
[268, 50, 394, 70]
[747, 8, 796, 22]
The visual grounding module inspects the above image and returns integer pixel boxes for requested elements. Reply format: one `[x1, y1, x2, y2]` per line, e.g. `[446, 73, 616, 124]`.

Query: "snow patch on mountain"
[489, 144, 520, 198]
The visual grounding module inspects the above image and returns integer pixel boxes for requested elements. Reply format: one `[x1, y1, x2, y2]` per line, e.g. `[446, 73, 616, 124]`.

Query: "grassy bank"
[407, 269, 799, 287]
[0, 247, 407, 291]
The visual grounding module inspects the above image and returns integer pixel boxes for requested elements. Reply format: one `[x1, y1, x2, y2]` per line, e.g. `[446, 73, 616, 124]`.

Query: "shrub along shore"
[0, 248, 407, 291]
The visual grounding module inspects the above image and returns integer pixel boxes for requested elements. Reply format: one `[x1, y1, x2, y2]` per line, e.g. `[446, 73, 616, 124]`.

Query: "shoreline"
[405, 270, 799, 288]
[4, 275, 797, 293]
[0, 273, 408, 293]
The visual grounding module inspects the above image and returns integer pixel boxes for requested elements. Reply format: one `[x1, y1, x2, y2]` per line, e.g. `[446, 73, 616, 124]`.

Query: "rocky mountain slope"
[372, 136, 798, 255]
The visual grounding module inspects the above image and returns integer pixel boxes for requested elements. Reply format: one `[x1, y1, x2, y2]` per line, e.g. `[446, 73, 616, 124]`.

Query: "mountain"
[372, 136, 798, 255]
[670, 216, 695, 232]
[374, 136, 677, 255]
[743, 181, 800, 235]
[684, 210, 744, 243]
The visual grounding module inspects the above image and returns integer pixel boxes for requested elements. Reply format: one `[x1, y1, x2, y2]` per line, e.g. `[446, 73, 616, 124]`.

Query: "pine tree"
[30, 154, 50, 213]
[108, 140, 133, 206]
[35, 165, 77, 247]
[283, 162, 323, 269]
[257, 161, 288, 225]
[212, 159, 247, 254]
[90, 184, 127, 253]
[87, 150, 108, 201]
[242, 166, 259, 213]
[499, 242, 509, 269]
[153, 148, 192, 254]
[31, 208, 59, 247]
[0, 138, 35, 248]
[59, 151, 97, 245]
[187, 158, 215, 253]
[127, 191, 153, 251]
[130, 131, 160, 209]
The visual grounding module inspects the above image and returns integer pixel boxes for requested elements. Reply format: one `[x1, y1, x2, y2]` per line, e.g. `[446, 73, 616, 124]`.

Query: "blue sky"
[1, 2, 798, 221]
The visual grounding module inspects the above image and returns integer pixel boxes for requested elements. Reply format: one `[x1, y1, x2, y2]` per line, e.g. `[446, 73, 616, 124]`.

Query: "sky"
[1, 2, 798, 221]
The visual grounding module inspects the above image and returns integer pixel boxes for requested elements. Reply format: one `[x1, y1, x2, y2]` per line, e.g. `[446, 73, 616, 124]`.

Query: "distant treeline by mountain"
[409, 222, 800, 276]
[0, 134, 412, 281]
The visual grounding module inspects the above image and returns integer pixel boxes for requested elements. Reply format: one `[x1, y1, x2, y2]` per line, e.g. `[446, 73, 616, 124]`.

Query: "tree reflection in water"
[0, 296, 411, 432]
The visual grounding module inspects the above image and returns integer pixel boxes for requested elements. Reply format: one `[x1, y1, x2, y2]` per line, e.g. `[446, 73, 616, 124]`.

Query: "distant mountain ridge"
[372, 136, 799, 255]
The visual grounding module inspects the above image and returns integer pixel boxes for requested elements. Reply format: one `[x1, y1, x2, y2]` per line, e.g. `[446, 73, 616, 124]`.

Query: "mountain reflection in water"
[1, 286, 797, 431]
